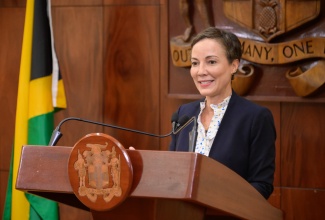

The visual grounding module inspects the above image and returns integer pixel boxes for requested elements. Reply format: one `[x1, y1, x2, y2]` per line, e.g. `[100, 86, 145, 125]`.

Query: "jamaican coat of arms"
[68, 133, 133, 211]
[73, 143, 122, 203]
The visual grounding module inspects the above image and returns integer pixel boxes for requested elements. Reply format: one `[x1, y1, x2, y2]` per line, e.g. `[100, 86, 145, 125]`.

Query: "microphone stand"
[49, 117, 173, 146]
[49, 116, 192, 146]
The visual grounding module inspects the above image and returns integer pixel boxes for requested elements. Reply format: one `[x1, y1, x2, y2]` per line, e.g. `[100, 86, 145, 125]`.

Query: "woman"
[169, 27, 276, 199]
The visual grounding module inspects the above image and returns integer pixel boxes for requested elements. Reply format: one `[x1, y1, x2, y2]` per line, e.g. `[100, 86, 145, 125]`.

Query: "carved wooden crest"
[169, 0, 325, 97]
[68, 133, 133, 211]
[223, 0, 321, 42]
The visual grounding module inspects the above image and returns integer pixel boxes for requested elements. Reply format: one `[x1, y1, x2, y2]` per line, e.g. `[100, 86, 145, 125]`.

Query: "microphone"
[171, 112, 178, 133]
[49, 116, 191, 146]
[170, 112, 198, 152]
[171, 112, 190, 133]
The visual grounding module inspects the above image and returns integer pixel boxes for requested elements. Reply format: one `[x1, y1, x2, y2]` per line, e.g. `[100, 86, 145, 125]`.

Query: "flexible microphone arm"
[170, 115, 198, 152]
[49, 116, 190, 146]
[173, 116, 195, 135]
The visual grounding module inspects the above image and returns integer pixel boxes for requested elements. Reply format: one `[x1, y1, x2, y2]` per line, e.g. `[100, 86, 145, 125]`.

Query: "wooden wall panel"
[52, 0, 102, 6]
[0, 7, 24, 173]
[281, 103, 325, 188]
[281, 188, 325, 219]
[51, 6, 105, 147]
[59, 205, 92, 220]
[0, 7, 25, 218]
[0, 172, 9, 219]
[280, 102, 325, 218]
[0, 0, 25, 7]
[103, 5, 161, 150]
[158, 1, 176, 151]
[104, 0, 162, 5]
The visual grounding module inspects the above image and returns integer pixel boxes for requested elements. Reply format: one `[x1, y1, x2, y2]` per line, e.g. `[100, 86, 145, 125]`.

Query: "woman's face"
[190, 38, 238, 102]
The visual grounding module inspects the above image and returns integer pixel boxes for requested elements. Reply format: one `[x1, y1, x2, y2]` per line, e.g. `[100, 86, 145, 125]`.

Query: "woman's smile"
[199, 79, 214, 87]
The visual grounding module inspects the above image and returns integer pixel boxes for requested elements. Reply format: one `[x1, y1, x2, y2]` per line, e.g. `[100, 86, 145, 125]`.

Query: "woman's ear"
[232, 59, 240, 74]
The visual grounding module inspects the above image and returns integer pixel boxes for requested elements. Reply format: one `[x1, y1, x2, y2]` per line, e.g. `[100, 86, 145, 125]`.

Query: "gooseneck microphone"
[171, 112, 179, 133]
[171, 112, 191, 133]
[171, 112, 198, 152]
[49, 115, 191, 146]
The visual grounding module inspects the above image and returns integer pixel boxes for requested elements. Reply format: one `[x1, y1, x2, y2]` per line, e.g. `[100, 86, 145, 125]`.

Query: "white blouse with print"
[195, 96, 231, 156]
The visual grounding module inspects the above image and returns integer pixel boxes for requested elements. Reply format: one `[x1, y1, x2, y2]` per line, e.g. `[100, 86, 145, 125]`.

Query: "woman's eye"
[208, 60, 217, 64]
[191, 61, 198, 66]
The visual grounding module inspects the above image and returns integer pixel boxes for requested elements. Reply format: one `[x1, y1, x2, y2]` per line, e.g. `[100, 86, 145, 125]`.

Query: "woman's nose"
[197, 63, 207, 75]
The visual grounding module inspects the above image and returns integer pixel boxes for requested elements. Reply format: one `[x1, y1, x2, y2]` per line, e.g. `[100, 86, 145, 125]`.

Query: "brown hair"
[191, 27, 242, 64]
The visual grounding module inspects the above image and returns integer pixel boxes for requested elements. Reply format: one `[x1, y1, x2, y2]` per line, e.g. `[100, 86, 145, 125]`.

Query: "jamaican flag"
[3, 0, 66, 219]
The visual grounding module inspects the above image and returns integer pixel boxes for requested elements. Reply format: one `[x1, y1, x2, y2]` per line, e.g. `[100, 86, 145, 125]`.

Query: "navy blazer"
[169, 92, 276, 199]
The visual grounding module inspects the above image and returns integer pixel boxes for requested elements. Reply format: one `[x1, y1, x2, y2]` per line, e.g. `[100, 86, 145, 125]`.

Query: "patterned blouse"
[195, 95, 231, 156]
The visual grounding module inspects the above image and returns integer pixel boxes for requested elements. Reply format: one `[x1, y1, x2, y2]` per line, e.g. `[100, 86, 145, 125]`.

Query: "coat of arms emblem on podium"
[68, 133, 133, 211]
[74, 144, 122, 203]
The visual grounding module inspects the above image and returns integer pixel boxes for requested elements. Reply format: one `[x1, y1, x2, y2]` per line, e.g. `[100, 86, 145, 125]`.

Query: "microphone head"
[178, 115, 190, 126]
[48, 129, 62, 146]
[172, 115, 191, 134]
[171, 112, 179, 132]
[171, 112, 178, 123]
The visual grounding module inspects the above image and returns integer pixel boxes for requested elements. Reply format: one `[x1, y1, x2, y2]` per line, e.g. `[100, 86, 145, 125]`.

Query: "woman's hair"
[191, 27, 242, 63]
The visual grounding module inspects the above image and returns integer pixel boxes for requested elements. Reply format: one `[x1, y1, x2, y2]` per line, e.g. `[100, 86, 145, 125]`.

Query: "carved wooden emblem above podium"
[68, 133, 133, 211]
[223, 0, 321, 42]
[169, 0, 325, 99]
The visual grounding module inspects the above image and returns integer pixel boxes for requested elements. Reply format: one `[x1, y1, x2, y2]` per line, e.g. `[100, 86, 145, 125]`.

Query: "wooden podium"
[16, 135, 283, 220]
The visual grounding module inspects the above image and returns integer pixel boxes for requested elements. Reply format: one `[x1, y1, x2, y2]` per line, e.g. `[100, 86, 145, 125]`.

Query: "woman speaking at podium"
[169, 27, 276, 200]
